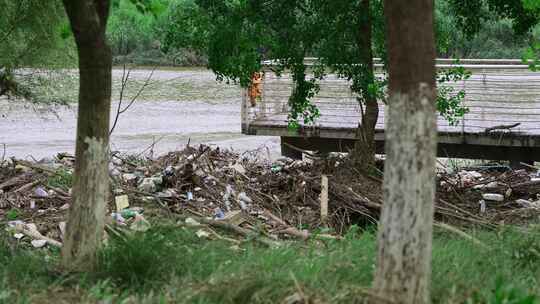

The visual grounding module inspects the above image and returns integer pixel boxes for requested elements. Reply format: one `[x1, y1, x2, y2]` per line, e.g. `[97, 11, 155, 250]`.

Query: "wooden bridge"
[241, 59, 540, 162]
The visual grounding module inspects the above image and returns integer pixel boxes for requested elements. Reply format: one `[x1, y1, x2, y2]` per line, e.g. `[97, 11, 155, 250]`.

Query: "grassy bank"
[1, 224, 540, 303]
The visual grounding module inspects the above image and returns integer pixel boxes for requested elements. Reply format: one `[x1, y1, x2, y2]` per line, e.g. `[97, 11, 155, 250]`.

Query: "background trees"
[0, 0, 75, 99]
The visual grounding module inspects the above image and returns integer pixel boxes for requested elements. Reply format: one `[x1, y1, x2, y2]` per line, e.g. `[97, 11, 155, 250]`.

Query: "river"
[0, 68, 280, 160]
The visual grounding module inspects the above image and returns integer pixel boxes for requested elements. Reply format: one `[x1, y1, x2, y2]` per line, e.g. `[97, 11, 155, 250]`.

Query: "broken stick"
[484, 123, 520, 133]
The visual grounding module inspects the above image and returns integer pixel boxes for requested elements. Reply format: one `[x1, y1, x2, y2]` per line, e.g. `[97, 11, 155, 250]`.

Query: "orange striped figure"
[248, 72, 263, 107]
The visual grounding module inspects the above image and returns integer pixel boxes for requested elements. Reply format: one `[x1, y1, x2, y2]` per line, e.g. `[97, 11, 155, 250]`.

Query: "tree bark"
[373, 1, 437, 303]
[353, 0, 378, 171]
[61, 0, 112, 271]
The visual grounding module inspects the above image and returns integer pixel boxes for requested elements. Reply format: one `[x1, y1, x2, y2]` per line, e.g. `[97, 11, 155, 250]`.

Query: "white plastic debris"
[187, 192, 194, 201]
[238, 192, 253, 204]
[231, 163, 246, 174]
[29, 200, 36, 209]
[479, 200, 486, 213]
[31, 240, 47, 248]
[58, 222, 66, 240]
[138, 178, 157, 193]
[516, 199, 532, 208]
[122, 173, 138, 183]
[112, 157, 123, 166]
[13, 233, 24, 240]
[468, 171, 483, 178]
[485, 181, 499, 189]
[482, 193, 504, 202]
[195, 229, 210, 239]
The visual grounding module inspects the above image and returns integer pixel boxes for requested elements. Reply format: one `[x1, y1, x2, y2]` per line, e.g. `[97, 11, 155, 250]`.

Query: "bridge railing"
[242, 60, 540, 142]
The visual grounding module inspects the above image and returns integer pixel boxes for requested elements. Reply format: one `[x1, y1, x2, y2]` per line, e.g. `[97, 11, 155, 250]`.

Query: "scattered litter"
[231, 163, 246, 174]
[7, 220, 24, 228]
[238, 192, 253, 204]
[214, 208, 225, 219]
[34, 187, 48, 198]
[130, 214, 151, 232]
[4, 144, 540, 249]
[479, 200, 486, 213]
[13, 233, 24, 240]
[482, 193, 504, 202]
[115, 195, 130, 211]
[111, 213, 126, 224]
[122, 173, 138, 183]
[120, 208, 141, 219]
[58, 222, 66, 240]
[138, 178, 157, 193]
[195, 229, 210, 238]
[31, 240, 47, 248]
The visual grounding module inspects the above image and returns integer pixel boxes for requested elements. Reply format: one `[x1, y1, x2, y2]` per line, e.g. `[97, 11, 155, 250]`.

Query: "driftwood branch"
[177, 214, 281, 247]
[484, 123, 520, 133]
[14, 224, 62, 248]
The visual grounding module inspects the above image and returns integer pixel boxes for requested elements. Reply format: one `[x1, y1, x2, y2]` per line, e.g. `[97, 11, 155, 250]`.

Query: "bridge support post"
[280, 137, 303, 160]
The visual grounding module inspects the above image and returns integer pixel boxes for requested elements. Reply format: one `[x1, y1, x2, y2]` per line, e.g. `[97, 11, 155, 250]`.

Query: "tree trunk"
[61, 0, 112, 271]
[373, 1, 437, 303]
[353, 0, 378, 171]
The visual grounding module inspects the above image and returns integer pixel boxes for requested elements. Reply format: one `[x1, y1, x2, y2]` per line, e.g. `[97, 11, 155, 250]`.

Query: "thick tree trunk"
[61, 0, 112, 271]
[373, 1, 437, 303]
[353, 0, 378, 171]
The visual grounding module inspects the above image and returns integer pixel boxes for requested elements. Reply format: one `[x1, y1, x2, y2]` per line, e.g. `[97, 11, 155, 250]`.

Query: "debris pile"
[2, 145, 540, 248]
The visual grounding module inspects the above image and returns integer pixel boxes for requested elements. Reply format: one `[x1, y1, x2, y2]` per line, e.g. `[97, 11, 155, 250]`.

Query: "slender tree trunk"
[61, 0, 112, 271]
[353, 0, 378, 171]
[373, 1, 437, 303]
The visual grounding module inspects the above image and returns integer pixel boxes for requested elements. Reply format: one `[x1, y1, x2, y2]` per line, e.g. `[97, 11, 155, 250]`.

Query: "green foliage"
[448, 0, 540, 37]
[46, 169, 73, 191]
[523, 40, 540, 70]
[108, 0, 159, 57]
[0, 0, 75, 70]
[5, 209, 20, 221]
[436, 64, 472, 125]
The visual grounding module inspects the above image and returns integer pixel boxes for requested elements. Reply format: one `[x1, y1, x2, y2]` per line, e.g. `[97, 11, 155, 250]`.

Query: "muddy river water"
[0, 69, 280, 160]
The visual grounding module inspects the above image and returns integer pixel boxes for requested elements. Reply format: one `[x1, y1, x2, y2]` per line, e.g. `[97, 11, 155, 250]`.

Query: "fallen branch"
[263, 209, 340, 240]
[484, 123, 520, 133]
[177, 214, 281, 247]
[434, 222, 488, 248]
[14, 223, 62, 248]
[12, 159, 57, 175]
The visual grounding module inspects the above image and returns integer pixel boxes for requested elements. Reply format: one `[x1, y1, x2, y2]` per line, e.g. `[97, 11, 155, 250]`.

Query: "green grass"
[1, 225, 540, 303]
[46, 169, 73, 191]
